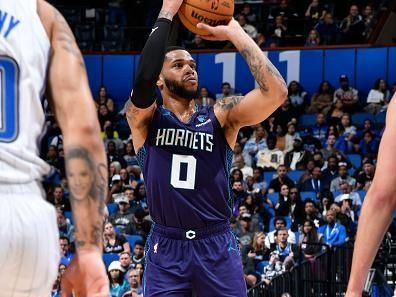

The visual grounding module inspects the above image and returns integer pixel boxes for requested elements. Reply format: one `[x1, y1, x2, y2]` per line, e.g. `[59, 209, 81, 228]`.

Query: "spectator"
[135, 262, 144, 283]
[270, 227, 299, 270]
[329, 203, 354, 238]
[255, 32, 267, 50]
[108, 0, 127, 26]
[239, 3, 258, 26]
[96, 86, 115, 113]
[110, 194, 135, 232]
[303, 199, 324, 227]
[302, 133, 323, 154]
[125, 208, 152, 241]
[312, 113, 328, 143]
[256, 136, 284, 171]
[188, 34, 207, 49]
[231, 168, 244, 183]
[233, 143, 249, 168]
[216, 82, 234, 99]
[268, 15, 288, 42]
[298, 159, 315, 185]
[339, 113, 357, 152]
[354, 119, 378, 144]
[284, 123, 300, 153]
[57, 208, 74, 243]
[339, 4, 365, 44]
[365, 79, 390, 114]
[300, 166, 329, 194]
[109, 174, 124, 203]
[242, 125, 268, 166]
[107, 142, 127, 168]
[321, 134, 343, 160]
[305, 0, 327, 26]
[98, 104, 115, 131]
[59, 236, 74, 266]
[338, 194, 356, 222]
[130, 241, 145, 268]
[103, 221, 131, 254]
[362, 4, 375, 39]
[299, 219, 323, 260]
[318, 209, 347, 247]
[123, 187, 142, 215]
[327, 99, 345, 126]
[334, 181, 362, 210]
[288, 81, 307, 114]
[289, 187, 305, 229]
[252, 167, 268, 194]
[358, 131, 379, 155]
[120, 268, 143, 297]
[275, 184, 291, 216]
[270, 0, 298, 20]
[308, 80, 334, 114]
[330, 162, 356, 191]
[235, 213, 255, 248]
[119, 168, 131, 187]
[322, 155, 339, 185]
[272, 99, 298, 130]
[261, 251, 284, 285]
[334, 75, 359, 113]
[107, 261, 128, 297]
[237, 14, 257, 39]
[49, 184, 71, 211]
[318, 191, 334, 217]
[265, 217, 296, 248]
[246, 232, 271, 267]
[305, 29, 321, 46]
[195, 86, 215, 107]
[119, 252, 133, 273]
[123, 142, 139, 168]
[232, 155, 253, 180]
[46, 144, 65, 176]
[355, 159, 375, 190]
[268, 164, 295, 193]
[275, 124, 286, 151]
[284, 138, 312, 170]
[315, 13, 339, 45]
[241, 244, 258, 288]
[104, 124, 124, 152]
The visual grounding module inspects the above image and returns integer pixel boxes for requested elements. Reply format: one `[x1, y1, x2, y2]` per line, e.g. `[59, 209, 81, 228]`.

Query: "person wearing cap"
[339, 194, 356, 222]
[262, 250, 284, 285]
[355, 159, 375, 191]
[107, 261, 128, 297]
[109, 174, 124, 203]
[334, 75, 359, 113]
[284, 137, 312, 170]
[109, 194, 134, 232]
[330, 162, 356, 192]
[235, 212, 254, 248]
[125, 207, 152, 241]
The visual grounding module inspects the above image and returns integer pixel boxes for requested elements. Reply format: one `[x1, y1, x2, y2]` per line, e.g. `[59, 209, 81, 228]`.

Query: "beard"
[164, 78, 199, 100]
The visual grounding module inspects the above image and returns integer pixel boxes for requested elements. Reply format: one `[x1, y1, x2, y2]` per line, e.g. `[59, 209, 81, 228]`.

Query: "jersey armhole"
[210, 106, 234, 151]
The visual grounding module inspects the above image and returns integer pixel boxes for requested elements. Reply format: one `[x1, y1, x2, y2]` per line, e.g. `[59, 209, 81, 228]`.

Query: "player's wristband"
[130, 18, 172, 108]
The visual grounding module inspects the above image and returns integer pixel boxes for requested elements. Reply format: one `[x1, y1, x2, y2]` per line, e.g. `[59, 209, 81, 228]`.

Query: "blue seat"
[357, 190, 367, 202]
[263, 203, 275, 218]
[299, 114, 316, 128]
[264, 171, 276, 186]
[347, 154, 362, 169]
[64, 211, 73, 225]
[268, 216, 292, 232]
[351, 112, 375, 127]
[287, 170, 304, 184]
[125, 234, 143, 249]
[102, 253, 119, 269]
[375, 111, 386, 126]
[107, 203, 118, 215]
[300, 191, 317, 201]
[256, 260, 269, 275]
[267, 192, 279, 207]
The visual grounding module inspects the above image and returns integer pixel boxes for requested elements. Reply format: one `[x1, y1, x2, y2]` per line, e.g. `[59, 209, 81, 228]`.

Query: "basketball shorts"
[143, 222, 247, 297]
[0, 182, 60, 297]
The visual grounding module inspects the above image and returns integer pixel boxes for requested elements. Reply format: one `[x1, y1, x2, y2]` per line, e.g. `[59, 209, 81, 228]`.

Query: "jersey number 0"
[170, 154, 197, 190]
[0, 56, 19, 143]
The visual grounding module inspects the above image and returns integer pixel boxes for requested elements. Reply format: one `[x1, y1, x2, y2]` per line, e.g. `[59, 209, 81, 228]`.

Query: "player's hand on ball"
[161, 0, 184, 18]
[61, 250, 109, 297]
[196, 18, 242, 41]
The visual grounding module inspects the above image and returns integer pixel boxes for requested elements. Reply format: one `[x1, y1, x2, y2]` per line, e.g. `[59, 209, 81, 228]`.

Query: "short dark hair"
[165, 46, 188, 54]
[304, 199, 316, 207]
[273, 216, 286, 226]
[135, 240, 145, 248]
[274, 226, 288, 236]
[59, 236, 70, 244]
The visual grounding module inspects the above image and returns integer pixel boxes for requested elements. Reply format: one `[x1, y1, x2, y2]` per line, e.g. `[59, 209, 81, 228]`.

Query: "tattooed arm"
[198, 20, 288, 147]
[38, 1, 109, 295]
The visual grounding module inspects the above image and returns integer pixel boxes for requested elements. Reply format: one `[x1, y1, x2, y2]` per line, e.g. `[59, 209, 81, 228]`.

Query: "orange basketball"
[178, 0, 234, 36]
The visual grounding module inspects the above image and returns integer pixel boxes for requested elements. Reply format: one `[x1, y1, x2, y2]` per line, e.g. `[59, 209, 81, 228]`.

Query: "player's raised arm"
[126, 0, 184, 151]
[38, 1, 108, 296]
[346, 95, 396, 297]
[198, 20, 287, 139]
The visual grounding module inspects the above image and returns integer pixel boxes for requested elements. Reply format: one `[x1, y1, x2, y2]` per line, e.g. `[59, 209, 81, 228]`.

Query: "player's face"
[160, 50, 199, 100]
[67, 158, 93, 201]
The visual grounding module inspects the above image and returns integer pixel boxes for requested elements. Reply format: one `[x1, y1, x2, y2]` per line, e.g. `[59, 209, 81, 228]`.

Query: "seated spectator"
[270, 0, 298, 20]
[119, 252, 133, 273]
[123, 142, 139, 168]
[329, 203, 355, 238]
[120, 268, 143, 297]
[303, 199, 324, 227]
[255, 32, 267, 49]
[232, 180, 249, 215]
[252, 167, 268, 195]
[195, 86, 215, 107]
[354, 119, 379, 144]
[57, 208, 74, 243]
[312, 151, 325, 170]
[305, 29, 321, 47]
[365, 79, 390, 114]
[268, 165, 295, 193]
[231, 168, 244, 183]
[362, 4, 375, 39]
[339, 4, 365, 44]
[315, 13, 339, 45]
[242, 125, 268, 166]
[125, 207, 152, 241]
[355, 159, 375, 190]
[312, 113, 328, 143]
[237, 14, 258, 39]
[49, 184, 71, 211]
[268, 15, 288, 43]
[318, 209, 347, 247]
[307, 80, 334, 114]
[299, 219, 324, 260]
[110, 194, 135, 232]
[119, 168, 132, 187]
[109, 174, 124, 203]
[300, 166, 329, 194]
[321, 134, 344, 160]
[270, 227, 299, 270]
[239, 3, 258, 26]
[103, 124, 124, 152]
[284, 138, 312, 170]
[339, 113, 357, 152]
[322, 155, 339, 185]
[330, 162, 356, 192]
[256, 136, 284, 171]
[187, 34, 207, 49]
[237, 203, 260, 232]
[46, 145, 65, 176]
[287, 81, 307, 115]
[135, 263, 144, 283]
[108, 142, 127, 168]
[272, 99, 298, 130]
[298, 160, 315, 185]
[327, 99, 345, 126]
[338, 195, 356, 222]
[261, 251, 284, 286]
[124, 187, 145, 215]
[358, 131, 379, 155]
[318, 191, 334, 217]
[334, 75, 359, 113]
[95, 86, 115, 114]
[302, 133, 323, 154]
[305, 0, 327, 26]
[334, 181, 362, 210]
[275, 184, 291, 216]
[275, 124, 286, 151]
[265, 217, 296, 248]
[284, 123, 300, 153]
[107, 261, 128, 297]
[216, 82, 235, 99]
[98, 103, 115, 131]
[235, 213, 255, 248]
[59, 236, 74, 266]
[131, 241, 145, 268]
[246, 232, 271, 268]
[103, 221, 131, 254]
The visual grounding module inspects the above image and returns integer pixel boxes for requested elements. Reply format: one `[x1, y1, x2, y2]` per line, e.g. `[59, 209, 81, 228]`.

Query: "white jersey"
[0, 0, 51, 184]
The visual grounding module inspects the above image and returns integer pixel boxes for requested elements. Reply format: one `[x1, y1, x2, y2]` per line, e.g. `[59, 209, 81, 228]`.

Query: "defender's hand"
[196, 18, 243, 41]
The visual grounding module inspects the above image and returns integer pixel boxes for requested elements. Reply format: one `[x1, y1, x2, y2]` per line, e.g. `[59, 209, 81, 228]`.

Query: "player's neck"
[163, 97, 196, 123]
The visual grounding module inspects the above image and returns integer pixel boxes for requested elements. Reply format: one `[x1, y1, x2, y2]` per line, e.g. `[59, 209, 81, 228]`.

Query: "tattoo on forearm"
[217, 96, 244, 111]
[158, 10, 173, 20]
[266, 64, 287, 88]
[65, 147, 107, 248]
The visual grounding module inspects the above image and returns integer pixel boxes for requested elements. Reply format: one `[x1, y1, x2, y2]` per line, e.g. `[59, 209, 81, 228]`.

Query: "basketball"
[178, 0, 234, 36]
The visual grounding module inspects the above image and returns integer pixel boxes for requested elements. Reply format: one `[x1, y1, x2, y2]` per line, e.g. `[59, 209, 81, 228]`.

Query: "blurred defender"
[0, 1, 108, 296]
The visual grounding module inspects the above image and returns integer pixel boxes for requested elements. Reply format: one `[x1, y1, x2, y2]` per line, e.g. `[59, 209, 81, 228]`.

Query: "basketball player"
[126, 0, 287, 296]
[346, 95, 396, 297]
[0, 1, 109, 296]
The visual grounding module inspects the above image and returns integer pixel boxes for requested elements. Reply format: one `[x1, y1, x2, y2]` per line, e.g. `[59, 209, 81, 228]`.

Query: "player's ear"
[156, 75, 164, 89]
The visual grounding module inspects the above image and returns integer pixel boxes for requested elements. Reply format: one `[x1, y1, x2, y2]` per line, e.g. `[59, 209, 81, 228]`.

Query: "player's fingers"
[196, 22, 214, 31]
